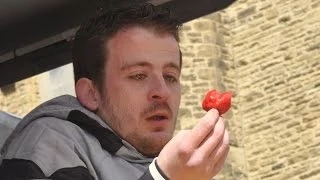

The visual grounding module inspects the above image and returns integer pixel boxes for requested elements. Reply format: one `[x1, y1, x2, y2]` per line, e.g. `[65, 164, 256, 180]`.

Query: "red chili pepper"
[202, 90, 232, 115]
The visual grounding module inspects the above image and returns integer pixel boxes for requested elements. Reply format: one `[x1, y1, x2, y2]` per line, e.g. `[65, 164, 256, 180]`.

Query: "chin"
[141, 143, 166, 157]
[150, 131, 173, 143]
[137, 131, 173, 157]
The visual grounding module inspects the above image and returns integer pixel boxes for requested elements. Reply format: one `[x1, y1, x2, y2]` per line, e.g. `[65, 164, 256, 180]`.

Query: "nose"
[147, 75, 170, 102]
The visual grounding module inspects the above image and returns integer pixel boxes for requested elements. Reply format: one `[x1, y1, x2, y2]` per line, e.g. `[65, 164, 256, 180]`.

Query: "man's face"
[97, 26, 181, 157]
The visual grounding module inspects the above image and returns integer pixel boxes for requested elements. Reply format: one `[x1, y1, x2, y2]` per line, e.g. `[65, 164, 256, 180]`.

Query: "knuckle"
[187, 157, 204, 169]
[177, 145, 193, 158]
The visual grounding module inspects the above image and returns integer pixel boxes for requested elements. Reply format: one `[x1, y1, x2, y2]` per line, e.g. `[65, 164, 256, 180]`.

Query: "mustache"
[141, 102, 173, 117]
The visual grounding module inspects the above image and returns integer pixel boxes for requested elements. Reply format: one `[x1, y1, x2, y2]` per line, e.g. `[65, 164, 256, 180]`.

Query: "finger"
[157, 129, 190, 174]
[173, 130, 189, 141]
[211, 146, 229, 177]
[196, 117, 225, 158]
[166, 130, 189, 146]
[209, 129, 230, 165]
[185, 109, 220, 149]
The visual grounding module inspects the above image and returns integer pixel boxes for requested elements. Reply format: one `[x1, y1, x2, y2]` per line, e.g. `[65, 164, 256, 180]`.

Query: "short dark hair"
[72, 3, 182, 91]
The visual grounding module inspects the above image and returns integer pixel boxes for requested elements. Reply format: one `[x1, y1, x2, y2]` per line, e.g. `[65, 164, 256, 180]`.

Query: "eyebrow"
[164, 62, 181, 72]
[120, 61, 181, 72]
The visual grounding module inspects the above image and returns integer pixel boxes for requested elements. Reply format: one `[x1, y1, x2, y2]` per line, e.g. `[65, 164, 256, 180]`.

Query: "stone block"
[237, 6, 256, 19]
[265, 8, 279, 20]
[196, 45, 220, 58]
[197, 68, 215, 81]
[193, 21, 214, 31]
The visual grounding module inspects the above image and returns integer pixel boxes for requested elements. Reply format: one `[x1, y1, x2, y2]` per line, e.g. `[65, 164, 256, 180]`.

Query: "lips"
[141, 103, 173, 127]
[146, 112, 169, 121]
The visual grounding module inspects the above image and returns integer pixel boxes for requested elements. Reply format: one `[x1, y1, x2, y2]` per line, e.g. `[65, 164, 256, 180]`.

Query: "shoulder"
[1, 116, 92, 177]
[3, 114, 95, 159]
[4, 117, 80, 156]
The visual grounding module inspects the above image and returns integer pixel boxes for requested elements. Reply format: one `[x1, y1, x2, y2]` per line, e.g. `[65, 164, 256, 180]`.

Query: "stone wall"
[178, 13, 230, 130]
[0, 77, 40, 117]
[177, 11, 241, 179]
[179, 0, 320, 179]
[180, 0, 320, 179]
[224, 0, 320, 179]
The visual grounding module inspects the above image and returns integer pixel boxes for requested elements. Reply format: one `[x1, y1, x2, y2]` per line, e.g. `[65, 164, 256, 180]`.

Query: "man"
[0, 3, 229, 180]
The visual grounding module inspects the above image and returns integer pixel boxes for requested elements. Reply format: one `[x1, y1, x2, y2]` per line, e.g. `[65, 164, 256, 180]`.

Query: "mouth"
[146, 113, 170, 131]
[147, 115, 168, 121]
[145, 109, 172, 122]
[145, 111, 174, 132]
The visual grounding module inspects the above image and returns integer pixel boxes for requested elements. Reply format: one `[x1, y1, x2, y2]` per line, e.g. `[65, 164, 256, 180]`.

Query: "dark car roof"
[0, 0, 235, 86]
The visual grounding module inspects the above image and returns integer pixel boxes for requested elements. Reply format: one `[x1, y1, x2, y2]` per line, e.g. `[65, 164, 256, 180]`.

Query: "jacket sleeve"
[139, 158, 169, 180]
[0, 119, 94, 180]
[0, 159, 94, 180]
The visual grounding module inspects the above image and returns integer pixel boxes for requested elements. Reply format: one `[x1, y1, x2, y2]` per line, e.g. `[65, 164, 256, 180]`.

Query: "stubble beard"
[99, 93, 177, 157]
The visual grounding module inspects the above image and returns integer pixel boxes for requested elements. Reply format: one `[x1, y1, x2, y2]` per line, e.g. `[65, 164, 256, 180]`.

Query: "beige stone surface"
[178, 0, 320, 179]
[212, 0, 319, 179]
[0, 76, 40, 117]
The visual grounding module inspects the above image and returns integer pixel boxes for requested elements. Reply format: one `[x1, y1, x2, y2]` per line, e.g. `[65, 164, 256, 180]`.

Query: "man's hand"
[157, 109, 230, 180]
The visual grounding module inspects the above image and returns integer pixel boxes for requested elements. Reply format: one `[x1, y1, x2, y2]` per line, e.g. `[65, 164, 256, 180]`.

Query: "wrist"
[149, 157, 170, 180]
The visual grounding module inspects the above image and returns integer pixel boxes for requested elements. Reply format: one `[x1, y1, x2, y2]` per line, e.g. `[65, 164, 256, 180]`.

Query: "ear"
[75, 78, 101, 111]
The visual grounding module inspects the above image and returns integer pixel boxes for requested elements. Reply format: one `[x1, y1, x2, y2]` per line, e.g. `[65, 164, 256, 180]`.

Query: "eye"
[129, 74, 147, 80]
[164, 74, 178, 83]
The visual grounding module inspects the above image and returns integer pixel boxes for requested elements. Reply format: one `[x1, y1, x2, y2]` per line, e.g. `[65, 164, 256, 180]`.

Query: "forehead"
[105, 26, 180, 68]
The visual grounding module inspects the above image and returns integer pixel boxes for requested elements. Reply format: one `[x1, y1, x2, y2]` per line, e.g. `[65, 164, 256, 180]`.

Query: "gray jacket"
[0, 95, 167, 180]
[0, 111, 20, 149]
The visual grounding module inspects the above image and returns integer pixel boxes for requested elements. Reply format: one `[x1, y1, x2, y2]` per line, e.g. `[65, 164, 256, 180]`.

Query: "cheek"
[170, 86, 181, 110]
[173, 84, 181, 100]
[174, 95, 181, 110]
[106, 82, 143, 115]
